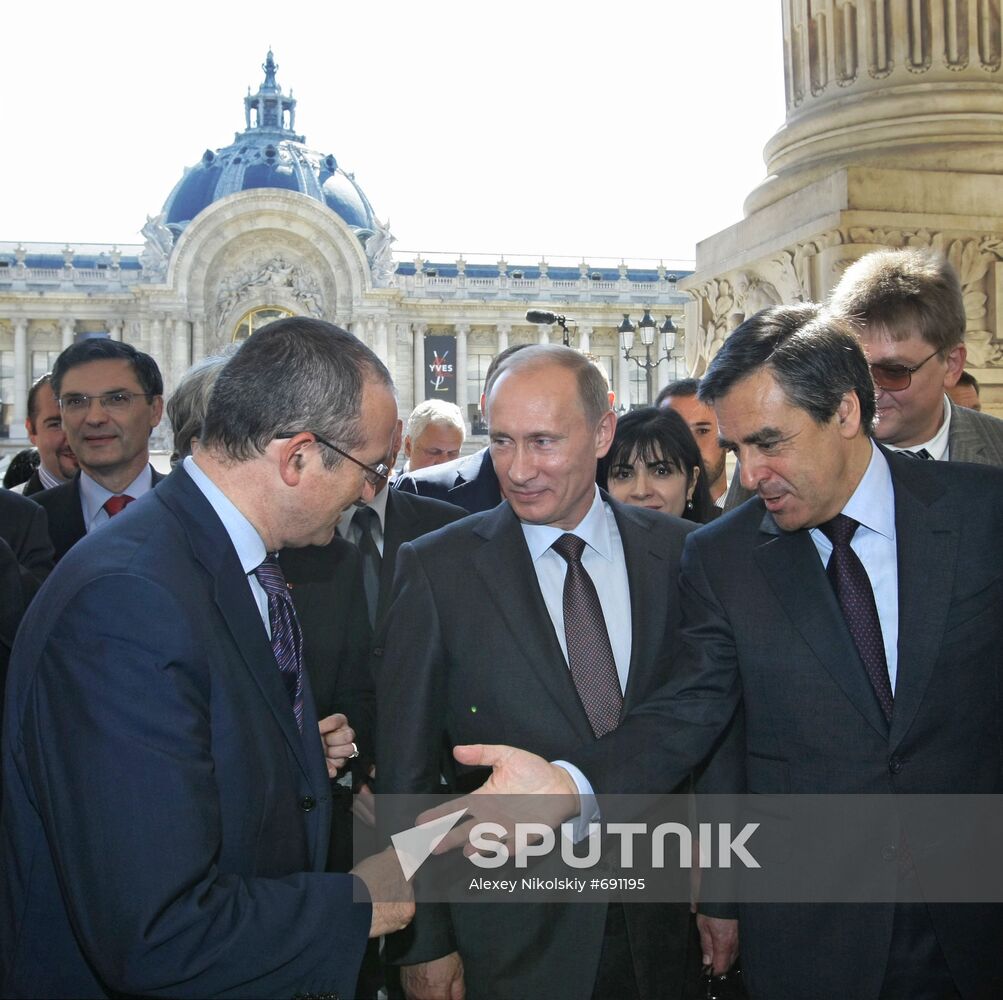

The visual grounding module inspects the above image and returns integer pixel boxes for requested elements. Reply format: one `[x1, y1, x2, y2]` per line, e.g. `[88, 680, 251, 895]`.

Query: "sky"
[3, 1, 786, 266]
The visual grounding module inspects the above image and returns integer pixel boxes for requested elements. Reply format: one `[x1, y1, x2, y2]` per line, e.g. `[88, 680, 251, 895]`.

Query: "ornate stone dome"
[160, 51, 379, 240]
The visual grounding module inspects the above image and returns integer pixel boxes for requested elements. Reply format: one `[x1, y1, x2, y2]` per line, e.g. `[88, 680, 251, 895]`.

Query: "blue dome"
[161, 52, 378, 238]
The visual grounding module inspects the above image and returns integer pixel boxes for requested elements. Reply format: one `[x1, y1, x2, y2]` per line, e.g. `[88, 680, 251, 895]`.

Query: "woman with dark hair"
[598, 406, 716, 523]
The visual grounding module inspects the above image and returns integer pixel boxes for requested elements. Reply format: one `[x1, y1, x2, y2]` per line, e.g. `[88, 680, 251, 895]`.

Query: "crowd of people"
[1, 246, 1002, 999]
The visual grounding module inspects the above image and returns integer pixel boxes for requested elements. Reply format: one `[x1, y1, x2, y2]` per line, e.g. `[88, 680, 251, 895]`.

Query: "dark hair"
[51, 338, 164, 399]
[698, 304, 877, 436]
[956, 369, 980, 392]
[828, 247, 966, 353]
[26, 373, 53, 428]
[200, 317, 392, 469]
[485, 344, 611, 427]
[484, 343, 532, 386]
[597, 406, 714, 524]
[3, 448, 40, 490]
[654, 377, 699, 408]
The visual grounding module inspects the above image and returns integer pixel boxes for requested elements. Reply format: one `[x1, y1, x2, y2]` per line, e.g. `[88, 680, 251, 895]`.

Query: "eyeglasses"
[275, 431, 390, 488]
[869, 349, 941, 391]
[58, 390, 155, 415]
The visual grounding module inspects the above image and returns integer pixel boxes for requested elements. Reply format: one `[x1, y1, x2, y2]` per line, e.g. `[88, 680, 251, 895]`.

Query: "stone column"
[412, 323, 426, 407]
[149, 317, 165, 371]
[12, 319, 28, 433]
[106, 320, 123, 343]
[192, 317, 206, 363]
[375, 317, 389, 364]
[617, 352, 632, 411]
[455, 323, 470, 424]
[578, 325, 592, 354]
[537, 324, 551, 345]
[496, 322, 510, 354]
[172, 319, 191, 388]
[61, 318, 76, 349]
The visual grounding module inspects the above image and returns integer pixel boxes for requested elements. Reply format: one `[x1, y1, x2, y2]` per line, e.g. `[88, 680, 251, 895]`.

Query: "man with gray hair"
[402, 399, 466, 473]
[2, 318, 413, 998]
[378, 343, 695, 1000]
[829, 246, 1003, 464]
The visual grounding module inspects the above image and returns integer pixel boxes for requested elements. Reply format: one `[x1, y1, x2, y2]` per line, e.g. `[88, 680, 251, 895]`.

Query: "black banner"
[424, 334, 457, 402]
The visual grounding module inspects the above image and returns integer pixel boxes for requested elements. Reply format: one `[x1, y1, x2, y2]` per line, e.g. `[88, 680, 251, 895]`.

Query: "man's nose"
[507, 444, 537, 483]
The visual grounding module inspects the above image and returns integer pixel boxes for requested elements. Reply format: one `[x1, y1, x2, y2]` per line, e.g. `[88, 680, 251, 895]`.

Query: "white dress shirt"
[79, 464, 154, 534]
[884, 395, 951, 461]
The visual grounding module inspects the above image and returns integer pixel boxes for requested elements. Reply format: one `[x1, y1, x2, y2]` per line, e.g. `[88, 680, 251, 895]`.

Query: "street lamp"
[618, 309, 678, 370]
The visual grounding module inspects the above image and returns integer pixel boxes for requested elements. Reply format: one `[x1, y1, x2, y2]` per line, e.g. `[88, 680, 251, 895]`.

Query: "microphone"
[525, 310, 570, 325]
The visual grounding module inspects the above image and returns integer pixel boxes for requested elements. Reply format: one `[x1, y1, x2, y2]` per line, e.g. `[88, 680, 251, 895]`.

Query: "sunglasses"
[869, 348, 941, 392]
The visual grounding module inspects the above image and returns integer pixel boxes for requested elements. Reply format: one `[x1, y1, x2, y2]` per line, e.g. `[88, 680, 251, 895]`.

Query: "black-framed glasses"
[274, 431, 390, 488]
[58, 390, 155, 415]
[869, 348, 941, 392]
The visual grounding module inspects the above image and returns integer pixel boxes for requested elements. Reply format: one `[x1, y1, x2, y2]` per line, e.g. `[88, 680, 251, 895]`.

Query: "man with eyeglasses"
[829, 246, 1003, 465]
[33, 339, 167, 560]
[2, 318, 414, 998]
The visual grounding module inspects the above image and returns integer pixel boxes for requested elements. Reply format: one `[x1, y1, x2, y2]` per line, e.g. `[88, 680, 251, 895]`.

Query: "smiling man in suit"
[453, 305, 1003, 999]
[377, 344, 696, 1000]
[1, 318, 413, 998]
[34, 339, 167, 560]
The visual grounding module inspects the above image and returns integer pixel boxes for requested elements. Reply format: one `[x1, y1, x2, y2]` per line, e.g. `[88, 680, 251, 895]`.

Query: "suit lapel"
[887, 460, 957, 751]
[471, 504, 596, 742]
[156, 470, 314, 782]
[448, 449, 501, 510]
[754, 515, 891, 740]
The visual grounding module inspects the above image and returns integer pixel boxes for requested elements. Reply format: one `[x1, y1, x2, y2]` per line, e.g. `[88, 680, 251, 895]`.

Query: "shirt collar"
[183, 455, 267, 575]
[884, 395, 951, 461]
[823, 439, 896, 542]
[79, 464, 154, 526]
[520, 486, 614, 564]
[38, 463, 63, 490]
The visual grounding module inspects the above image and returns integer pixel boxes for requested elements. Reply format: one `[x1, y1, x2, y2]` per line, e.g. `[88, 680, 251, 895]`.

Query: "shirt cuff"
[552, 760, 600, 842]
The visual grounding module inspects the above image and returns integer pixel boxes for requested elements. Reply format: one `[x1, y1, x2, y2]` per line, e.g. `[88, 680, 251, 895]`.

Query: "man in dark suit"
[1, 318, 413, 998]
[34, 339, 167, 560]
[452, 306, 1003, 999]
[0, 490, 53, 716]
[16, 374, 79, 496]
[393, 344, 532, 514]
[378, 345, 696, 1000]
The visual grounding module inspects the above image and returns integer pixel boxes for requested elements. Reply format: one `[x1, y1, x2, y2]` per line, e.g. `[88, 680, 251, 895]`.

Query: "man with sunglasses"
[829, 247, 1003, 465]
[34, 338, 167, 561]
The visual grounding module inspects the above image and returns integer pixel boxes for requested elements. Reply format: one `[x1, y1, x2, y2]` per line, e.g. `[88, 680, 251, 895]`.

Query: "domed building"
[0, 53, 688, 452]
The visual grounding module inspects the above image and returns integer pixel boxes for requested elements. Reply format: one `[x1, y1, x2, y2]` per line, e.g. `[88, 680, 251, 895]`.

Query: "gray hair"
[167, 351, 235, 461]
[405, 399, 466, 442]
[200, 317, 393, 469]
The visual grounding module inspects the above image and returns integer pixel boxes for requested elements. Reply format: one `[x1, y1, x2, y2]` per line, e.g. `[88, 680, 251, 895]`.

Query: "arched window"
[233, 306, 295, 342]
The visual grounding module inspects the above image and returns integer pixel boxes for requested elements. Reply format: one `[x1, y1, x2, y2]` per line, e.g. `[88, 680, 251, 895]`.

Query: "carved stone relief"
[213, 255, 325, 335]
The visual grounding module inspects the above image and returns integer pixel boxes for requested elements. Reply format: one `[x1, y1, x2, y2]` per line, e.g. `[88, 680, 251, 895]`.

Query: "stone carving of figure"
[140, 213, 173, 276]
[367, 217, 397, 285]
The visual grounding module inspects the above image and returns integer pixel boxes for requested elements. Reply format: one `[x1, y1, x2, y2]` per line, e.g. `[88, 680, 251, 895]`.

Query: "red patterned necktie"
[552, 533, 623, 738]
[818, 514, 894, 723]
[103, 494, 135, 517]
[253, 554, 305, 732]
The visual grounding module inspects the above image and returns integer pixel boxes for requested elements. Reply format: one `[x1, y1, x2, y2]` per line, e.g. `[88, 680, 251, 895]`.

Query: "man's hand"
[401, 952, 465, 1000]
[418, 744, 581, 856]
[351, 847, 414, 937]
[696, 914, 739, 976]
[318, 713, 356, 777]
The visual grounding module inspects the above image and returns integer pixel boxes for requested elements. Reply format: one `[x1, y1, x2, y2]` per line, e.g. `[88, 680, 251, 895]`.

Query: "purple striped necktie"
[253, 554, 305, 732]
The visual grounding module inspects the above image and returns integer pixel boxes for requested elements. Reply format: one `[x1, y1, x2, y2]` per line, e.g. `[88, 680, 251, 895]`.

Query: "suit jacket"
[948, 397, 1003, 464]
[376, 498, 696, 1000]
[33, 465, 167, 561]
[568, 449, 1003, 999]
[392, 447, 502, 514]
[20, 469, 45, 497]
[0, 491, 53, 718]
[0, 467, 370, 998]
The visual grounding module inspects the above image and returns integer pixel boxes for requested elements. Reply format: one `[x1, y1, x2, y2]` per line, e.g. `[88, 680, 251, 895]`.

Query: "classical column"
[192, 317, 206, 362]
[12, 319, 28, 433]
[172, 319, 191, 388]
[106, 320, 123, 343]
[455, 323, 470, 423]
[578, 325, 592, 354]
[375, 317, 389, 363]
[537, 324, 551, 345]
[412, 323, 427, 407]
[61, 318, 76, 349]
[149, 317, 165, 370]
[496, 322, 510, 354]
[617, 353, 632, 411]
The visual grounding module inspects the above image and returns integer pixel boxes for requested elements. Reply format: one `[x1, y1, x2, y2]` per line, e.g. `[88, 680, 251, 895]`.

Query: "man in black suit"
[378, 345, 695, 1000]
[393, 344, 532, 514]
[16, 374, 79, 496]
[34, 339, 166, 560]
[2, 318, 413, 998]
[454, 306, 1003, 999]
[0, 490, 53, 717]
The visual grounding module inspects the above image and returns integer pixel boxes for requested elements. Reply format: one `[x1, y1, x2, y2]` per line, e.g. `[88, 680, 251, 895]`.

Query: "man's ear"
[943, 344, 967, 388]
[594, 409, 617, 458]
[403, 435, 413, 461]
[836, 391, 862, 439]
[275, 432, 315, 487]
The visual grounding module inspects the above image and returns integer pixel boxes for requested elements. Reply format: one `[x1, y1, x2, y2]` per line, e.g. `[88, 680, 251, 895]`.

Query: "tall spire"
[243, 50, 300, 137]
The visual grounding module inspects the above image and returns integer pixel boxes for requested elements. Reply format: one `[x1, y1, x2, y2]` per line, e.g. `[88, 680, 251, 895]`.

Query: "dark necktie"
[103, 494, 135, 517]
[818, 514, 894, 722]
[352, 506, 382, 627]
[253, 554, 305, 731]
[551, 533, 623, 738]
[901, 448, 933, 460]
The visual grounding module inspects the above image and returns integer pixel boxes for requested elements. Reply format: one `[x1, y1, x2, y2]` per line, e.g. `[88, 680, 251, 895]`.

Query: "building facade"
[0, 52, 689, 455]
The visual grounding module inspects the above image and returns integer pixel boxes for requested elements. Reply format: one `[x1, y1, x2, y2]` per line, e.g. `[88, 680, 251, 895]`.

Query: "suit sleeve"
[21, 572, 370, 999]
[374, 542, 457, 964]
